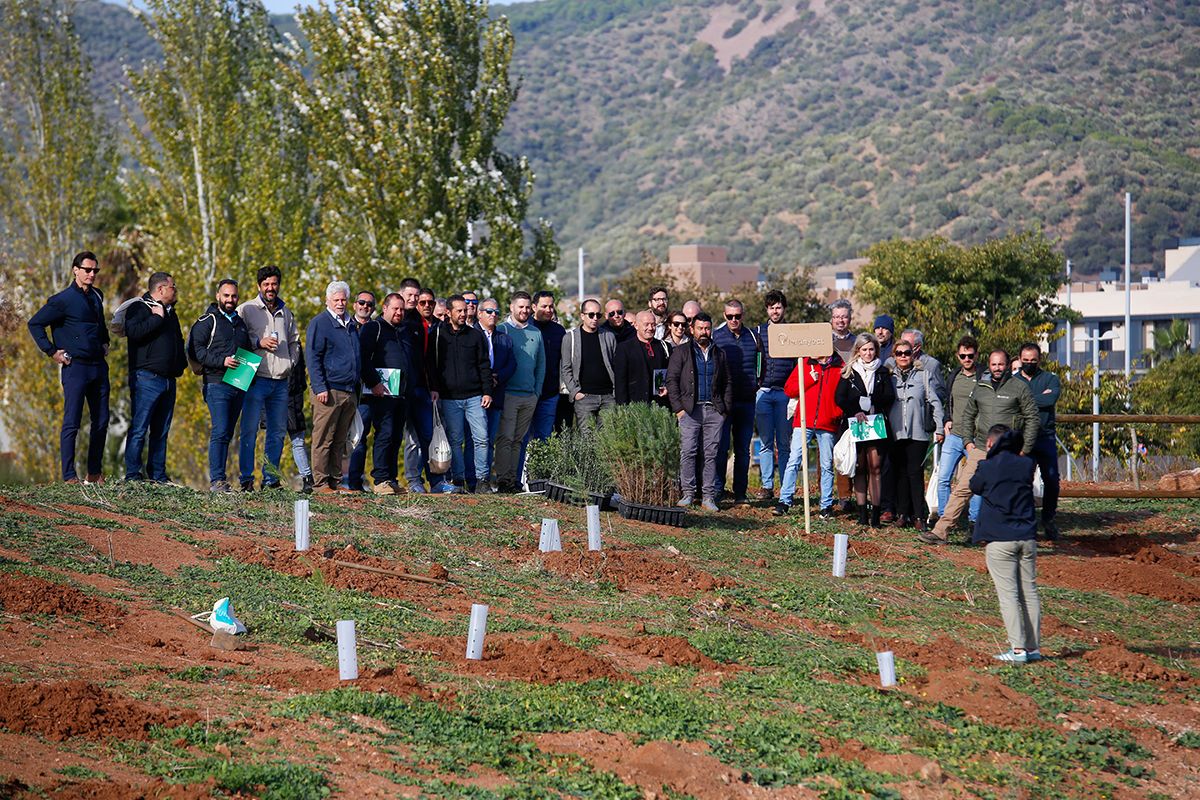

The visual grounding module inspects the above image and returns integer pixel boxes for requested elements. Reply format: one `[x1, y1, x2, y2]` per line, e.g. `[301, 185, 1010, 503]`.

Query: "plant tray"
[545, 481, 586, 505]
[617, 498, 687, 528]
[526, 479, 547, 494]
[589, 490, 617, 511]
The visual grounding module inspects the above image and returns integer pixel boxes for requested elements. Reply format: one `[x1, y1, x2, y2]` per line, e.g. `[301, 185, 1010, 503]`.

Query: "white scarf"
[853, 358, 880, 412]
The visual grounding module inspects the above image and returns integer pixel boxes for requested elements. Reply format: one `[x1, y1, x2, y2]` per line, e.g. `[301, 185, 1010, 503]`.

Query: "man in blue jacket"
[192, 279, 252, 492]
[28, 251, 111, 484]
[306, 281, 361, 494]
[754, 290, 793, 500]
[712, 298, 762, 504]
[122, 272, 185, 483]
[466, 297, 515, 492]
[970, 424, 1042, 663]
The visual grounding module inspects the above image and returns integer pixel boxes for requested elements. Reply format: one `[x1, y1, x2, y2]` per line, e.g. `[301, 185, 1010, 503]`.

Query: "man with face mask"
[1015, 343, 1061, 539]
[922, 349, 1039, 545]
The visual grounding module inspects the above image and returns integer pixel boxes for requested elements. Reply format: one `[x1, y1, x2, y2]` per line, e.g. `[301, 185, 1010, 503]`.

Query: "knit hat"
[873, 314, 894, 332]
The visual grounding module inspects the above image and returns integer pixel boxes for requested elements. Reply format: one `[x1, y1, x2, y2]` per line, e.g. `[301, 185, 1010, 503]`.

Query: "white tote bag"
[429, 403, 453, 474]
[833, 428, 857, 477]
[924, 442, 941, 515]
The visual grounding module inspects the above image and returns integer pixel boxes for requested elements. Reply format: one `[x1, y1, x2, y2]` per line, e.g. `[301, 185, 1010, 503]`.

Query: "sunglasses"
[356, 299, 374, 308]
[481, 308, 498, 315]
[463, 298, 478, 305]
[417, 299, 435, 306]
[685, 316, 695, 323]
[670, 321, 686, 327]
[725, 313, 742, 321]
[584, 311, 603, 319]
[77, 266, 100, 274]
[958, 353, 976, 360]
[608, 310, 625, 317]
[894, 349, 913, 357]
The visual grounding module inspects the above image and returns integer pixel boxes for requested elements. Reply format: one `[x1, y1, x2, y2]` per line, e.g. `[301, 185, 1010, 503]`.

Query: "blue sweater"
[498, 320, 545, 397]
[756, 321, 794, 389]
[969, 431, 1038, 543]
[28, 283, 109, 362]
[306, 310, 361, 394]
[713, 325, 761, 402]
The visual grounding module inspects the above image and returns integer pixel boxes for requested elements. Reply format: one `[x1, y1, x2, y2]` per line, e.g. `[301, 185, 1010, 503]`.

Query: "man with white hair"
[305, 281, 361, 493]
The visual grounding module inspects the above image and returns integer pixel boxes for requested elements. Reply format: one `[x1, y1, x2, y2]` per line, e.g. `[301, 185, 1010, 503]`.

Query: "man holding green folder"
[192, 279, 252, 492]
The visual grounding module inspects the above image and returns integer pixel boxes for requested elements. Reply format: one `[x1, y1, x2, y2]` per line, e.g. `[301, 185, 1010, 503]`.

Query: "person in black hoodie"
[970, 424, 1042, 664]
[192, 279, 252, 492]
[359, 293, 418, 495]
[122, 272, 186, 482]
[286, 343, 313, 493]
[429, 296, 492, 492]
[834, 333, 896, 527]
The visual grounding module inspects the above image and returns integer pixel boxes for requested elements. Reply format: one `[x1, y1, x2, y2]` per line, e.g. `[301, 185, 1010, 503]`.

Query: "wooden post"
[797, 357, 810, 537]
[1129, 426, 1140, 490]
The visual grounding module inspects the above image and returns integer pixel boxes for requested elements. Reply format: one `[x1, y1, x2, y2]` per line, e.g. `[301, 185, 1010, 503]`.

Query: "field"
[0, 483, 1197, 799]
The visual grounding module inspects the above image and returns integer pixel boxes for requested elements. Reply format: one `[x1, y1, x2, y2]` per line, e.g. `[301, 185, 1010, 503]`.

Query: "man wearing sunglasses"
[936, 335, 982, 525]
[29, 251, 111, 484]
[466, 298, 515, 492]
[341, 291, 378, 491]
[236, 265, 302, 491]
[712, 299, 763, 505]
[403, 288, 440, 492]
[561, 298, 617, 428]
[462, 291, 479, 326]
[600, 299, 636, 343]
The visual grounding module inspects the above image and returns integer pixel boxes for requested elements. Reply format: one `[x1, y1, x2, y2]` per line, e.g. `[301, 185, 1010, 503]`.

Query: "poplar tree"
[295, 0, 555, 298]
[0, 0, 118, 480]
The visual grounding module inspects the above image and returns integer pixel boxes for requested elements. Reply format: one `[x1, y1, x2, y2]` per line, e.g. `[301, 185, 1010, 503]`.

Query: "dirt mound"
[1076, 534, 1200, 577]
[226, 542, 457, 602]
[909, 668, 1042, 727]
[890, 635, 989, 669]
[0, 681, 198, 741]
[1038, 555, 1200, 604]
[1041, 615, 1123, 646]
[607, 635, 721, 670]
[540, 548, 733, 595]
[537, 731, 816, 799]
[830, 739, 942, 781]
[253, 665, 436, 699]
[413, 635, 624, 683]
[0, 573, 122, 622]
[1082, 646, 1190, 683]
[46, 778, 215, 799]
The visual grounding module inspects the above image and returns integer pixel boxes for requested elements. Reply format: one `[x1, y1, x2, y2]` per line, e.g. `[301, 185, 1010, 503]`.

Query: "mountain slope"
[498, 0, 1200, 285]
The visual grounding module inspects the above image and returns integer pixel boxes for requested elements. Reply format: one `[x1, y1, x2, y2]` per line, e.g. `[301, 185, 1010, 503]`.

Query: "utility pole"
[1124, 192, 1132, 379]
[577, 247, 585, 304]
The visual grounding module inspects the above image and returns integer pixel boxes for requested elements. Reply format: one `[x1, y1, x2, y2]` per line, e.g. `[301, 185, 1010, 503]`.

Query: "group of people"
[28, 251, 1060, 536]
[30, 250, 1056, 662]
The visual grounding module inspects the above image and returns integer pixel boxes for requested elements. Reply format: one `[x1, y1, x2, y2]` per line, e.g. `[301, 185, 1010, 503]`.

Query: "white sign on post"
[767, 324, 834, 537]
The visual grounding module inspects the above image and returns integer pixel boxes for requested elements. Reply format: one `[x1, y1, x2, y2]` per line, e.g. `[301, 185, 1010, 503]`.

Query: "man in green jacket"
[922, 349, 1039, 544]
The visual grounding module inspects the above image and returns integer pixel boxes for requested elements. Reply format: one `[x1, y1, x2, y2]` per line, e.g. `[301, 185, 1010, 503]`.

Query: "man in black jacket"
[359, 293, 418, 495]
[192, 279, 252, 492]
[28, 251, 111, 484]
[666, 312, 733, 512]
[429, 296, 492, 492]
[613, 310, 669, 406]
[123, 272, 186, 482]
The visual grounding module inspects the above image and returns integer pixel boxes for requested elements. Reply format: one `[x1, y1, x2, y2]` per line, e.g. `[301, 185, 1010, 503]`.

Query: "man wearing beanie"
[874, 315, 895, 363]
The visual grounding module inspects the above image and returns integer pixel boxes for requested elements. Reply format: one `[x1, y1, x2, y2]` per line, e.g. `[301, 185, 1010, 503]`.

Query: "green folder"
[377, 368, 404, 396]
[222, 348, 263, 391]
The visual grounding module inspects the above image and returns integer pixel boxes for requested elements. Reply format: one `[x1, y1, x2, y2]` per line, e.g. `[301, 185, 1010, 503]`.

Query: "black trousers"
[369, 395, 407, 485]
[890, 438, 930, 520]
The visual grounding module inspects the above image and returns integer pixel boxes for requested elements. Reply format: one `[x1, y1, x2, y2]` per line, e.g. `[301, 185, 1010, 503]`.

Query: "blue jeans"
[1029, 431, 1060, 523]
[204, 381, 244, 484]
[124, 370, 176, 481]
[937, 433, 980, 521]
[405, 387, 435, 487]
[342, 400, 373, 489]
[239, 376, 289, 486]
[466, 404, 503, 487]
[440, 397, 488, 484]
[755, 387, 791, 490]
[715, 400, 756, 499]
[60, 360, 110, 481]
[779, 427, 835, 509]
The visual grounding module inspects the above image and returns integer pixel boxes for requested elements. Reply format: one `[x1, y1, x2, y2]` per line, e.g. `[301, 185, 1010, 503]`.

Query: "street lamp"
[1075, 329, 1118, 481]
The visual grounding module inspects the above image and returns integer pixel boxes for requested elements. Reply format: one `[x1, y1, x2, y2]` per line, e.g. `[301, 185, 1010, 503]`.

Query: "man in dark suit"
[666, 312, 732, 512]
[614, 310, 669, 406]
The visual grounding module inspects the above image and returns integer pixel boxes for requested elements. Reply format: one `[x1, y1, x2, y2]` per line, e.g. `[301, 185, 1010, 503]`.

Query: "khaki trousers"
[985, 539, 1040, 651]
[932, 445, 986, 538]
[311, 389, 358, 489]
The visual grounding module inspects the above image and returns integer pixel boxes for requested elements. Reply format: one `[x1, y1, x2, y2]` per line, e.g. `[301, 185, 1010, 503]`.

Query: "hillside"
[72, 0, 1200, 287]
[499, 0, 1200, 285]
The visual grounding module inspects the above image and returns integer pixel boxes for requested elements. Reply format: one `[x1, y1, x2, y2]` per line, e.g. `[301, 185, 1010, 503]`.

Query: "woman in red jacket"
[772, 351, 844, 517]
